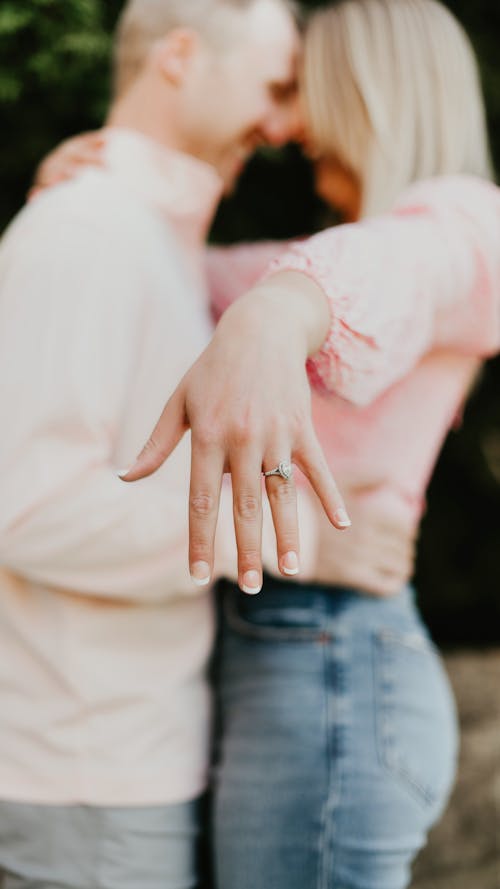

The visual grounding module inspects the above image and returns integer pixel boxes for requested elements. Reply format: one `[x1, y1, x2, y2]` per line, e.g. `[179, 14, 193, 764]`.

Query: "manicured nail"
[241, 571, 262, 595]
[282, 551, 299, 576]
[117, 467, 132, 479]
[334, 508, 351, 528]
[191, 562, 211, 587]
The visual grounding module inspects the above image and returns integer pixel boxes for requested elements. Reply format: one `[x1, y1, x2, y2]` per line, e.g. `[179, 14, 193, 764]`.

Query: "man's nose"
[261, 100, 305, 147]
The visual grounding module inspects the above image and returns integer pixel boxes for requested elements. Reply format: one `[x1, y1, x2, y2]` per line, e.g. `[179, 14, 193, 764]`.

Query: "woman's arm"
[123, 175, 500, 579]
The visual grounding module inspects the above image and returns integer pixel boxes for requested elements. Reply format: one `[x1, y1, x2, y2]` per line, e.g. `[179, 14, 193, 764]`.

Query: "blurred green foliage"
[0, 0, 121, 223]
[1, 0, 500, 641]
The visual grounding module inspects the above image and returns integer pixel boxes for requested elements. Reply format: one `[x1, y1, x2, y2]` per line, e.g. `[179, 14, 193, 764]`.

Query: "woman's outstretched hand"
[120, 272, 351, 594]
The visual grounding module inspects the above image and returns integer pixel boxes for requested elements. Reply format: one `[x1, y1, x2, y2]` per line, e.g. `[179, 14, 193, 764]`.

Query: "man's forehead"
[237, 1, 302, 78]
[239, 0, 301, 53]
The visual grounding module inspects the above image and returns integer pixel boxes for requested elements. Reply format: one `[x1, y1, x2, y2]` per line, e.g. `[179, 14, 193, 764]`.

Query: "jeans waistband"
[217, 574, 416, 621]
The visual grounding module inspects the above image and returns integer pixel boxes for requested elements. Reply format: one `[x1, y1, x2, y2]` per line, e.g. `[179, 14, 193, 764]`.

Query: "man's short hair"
[114, 0, 301, 98]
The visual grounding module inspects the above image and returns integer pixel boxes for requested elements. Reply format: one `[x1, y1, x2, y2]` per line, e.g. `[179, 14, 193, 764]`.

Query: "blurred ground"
[412, 650, 500, 889]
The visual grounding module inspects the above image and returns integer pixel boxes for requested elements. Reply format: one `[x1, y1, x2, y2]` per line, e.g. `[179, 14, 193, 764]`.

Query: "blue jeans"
[212, 576, 458, 889]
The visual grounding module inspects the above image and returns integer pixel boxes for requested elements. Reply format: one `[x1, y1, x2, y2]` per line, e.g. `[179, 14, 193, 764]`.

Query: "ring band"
[263, 461, 293, 480]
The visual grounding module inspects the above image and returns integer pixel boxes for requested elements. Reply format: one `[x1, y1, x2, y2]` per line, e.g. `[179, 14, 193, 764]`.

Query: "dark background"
[1, 0, 499, 643]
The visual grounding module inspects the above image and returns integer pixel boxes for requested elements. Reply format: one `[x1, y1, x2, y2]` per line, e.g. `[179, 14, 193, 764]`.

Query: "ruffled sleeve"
[268, 176, 500, 405]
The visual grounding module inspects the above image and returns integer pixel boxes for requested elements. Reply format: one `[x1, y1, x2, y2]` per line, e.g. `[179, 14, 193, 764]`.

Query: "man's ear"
[154, 28, 202, 86]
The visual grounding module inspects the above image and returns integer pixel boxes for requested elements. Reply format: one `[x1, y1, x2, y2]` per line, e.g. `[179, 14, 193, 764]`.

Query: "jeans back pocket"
[374, 627, 458, 810]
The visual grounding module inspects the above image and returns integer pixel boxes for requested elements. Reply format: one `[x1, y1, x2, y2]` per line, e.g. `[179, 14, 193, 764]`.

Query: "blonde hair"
[114, 0, 300, 98]
[304, 0, 493, 217]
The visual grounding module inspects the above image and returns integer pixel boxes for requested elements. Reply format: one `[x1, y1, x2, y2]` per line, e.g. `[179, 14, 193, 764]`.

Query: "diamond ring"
[263, 461, 293, 480]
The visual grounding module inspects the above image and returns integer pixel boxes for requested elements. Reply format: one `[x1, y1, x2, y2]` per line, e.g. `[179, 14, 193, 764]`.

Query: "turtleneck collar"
[102, 127, 224, 248]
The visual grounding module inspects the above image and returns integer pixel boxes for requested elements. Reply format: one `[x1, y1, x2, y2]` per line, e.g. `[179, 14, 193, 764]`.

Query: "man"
[0, 2, 325, 886]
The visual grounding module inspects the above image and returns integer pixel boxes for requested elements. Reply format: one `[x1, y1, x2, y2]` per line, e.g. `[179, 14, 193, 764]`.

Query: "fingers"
[264, 455, 300, 578]
[79, 131, 107, 150]
[33, 131, 107, 191]
[189, 432, 266, 595]
[63, 133, 107, 168]
[189, 441, 225, 588]
[231, 449, 264, 595]
[37, 162, 87, 189]
[295, 434, 351, 530]
[67, 150, 106, 169]
[60, 131, 106, 154]
[119, 387, 188, 481]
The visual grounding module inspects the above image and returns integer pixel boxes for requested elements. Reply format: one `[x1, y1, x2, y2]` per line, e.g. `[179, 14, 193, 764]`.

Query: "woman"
[193, 2, 495, 887]
[33, 2, 498, 887]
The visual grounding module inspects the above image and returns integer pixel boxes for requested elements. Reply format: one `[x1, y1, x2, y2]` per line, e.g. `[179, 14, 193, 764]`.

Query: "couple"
[0, 1, 499, 888]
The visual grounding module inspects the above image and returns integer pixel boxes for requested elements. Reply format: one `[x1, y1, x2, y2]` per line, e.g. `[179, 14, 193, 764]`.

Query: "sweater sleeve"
[268, 176, 500, 406]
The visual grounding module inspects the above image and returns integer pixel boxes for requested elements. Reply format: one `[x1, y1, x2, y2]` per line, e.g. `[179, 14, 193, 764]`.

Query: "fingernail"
[282, 551, 299, 575]
[191, 561, 211, 587]
[117, 467, 132, 479]
[241, 571, 262, 595]
[334, 508, 351, 528]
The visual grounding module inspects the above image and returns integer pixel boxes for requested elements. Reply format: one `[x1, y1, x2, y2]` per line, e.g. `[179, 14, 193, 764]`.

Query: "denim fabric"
[0, 798, 201, 889]
[212, 576, 458, 889]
